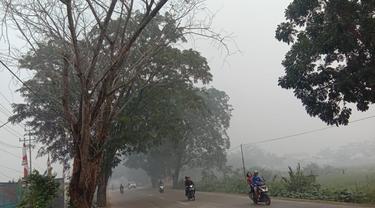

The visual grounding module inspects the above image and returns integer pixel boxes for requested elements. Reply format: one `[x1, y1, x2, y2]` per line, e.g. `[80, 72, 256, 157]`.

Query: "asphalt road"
[109, 189, 373, 208]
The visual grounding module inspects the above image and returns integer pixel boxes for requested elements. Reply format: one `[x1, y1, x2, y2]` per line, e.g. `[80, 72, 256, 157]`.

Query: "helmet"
[254, 170, 259, 175]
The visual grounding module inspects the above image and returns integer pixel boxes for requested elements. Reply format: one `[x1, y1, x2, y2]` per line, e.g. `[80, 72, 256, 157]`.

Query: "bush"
[198, 170, 248, 194]
[18, 170, 60, 208]
[198, 165, 375, 204]
[282, 163, 320, 193]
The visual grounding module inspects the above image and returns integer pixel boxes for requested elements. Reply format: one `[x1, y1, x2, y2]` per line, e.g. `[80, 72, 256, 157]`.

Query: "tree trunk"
[172, 167, 180, 189]
[69, 142, 103, 208]
[97, 172, 110, 207]
[172, 152, 183, 189]
[151, 177, 157, 188]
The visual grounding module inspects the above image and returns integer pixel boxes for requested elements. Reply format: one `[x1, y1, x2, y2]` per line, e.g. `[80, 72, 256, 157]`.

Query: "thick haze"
[0, 0, 374, 181]
[195, 0, 375, 156]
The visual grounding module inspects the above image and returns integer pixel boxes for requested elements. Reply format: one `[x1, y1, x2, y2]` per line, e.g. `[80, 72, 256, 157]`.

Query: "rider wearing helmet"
[184, 176, 194, 196]
[120, 184, 124, 193]
[252, 170, 263, 199]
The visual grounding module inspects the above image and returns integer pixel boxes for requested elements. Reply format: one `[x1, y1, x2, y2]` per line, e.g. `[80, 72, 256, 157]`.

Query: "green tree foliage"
[3, 0, 223, 205]
[276, 0, 375, 125]
[10, 13, 211, 162]
[10, 11, 213, 206]
[11, 13, 213, 206]
[124, 85, 232, 187]
[18, 170, 60, 208]
[198, 168, 248, 194]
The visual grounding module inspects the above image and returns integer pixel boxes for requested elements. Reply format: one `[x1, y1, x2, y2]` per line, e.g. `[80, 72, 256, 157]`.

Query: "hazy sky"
[0, 0, 374, 181]
[193, 0, 375, 155]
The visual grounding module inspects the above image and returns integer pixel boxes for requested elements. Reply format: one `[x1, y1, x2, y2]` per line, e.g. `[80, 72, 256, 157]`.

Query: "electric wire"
[0, 171, 12, 180]
[0, 147, 20, 159]
[0, 59, 62, 106]
[243, 115, 375, 147]
[0, 164, 23, 174]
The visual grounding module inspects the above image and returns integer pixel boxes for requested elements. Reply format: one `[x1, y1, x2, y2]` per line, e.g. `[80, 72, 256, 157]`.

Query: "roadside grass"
[318, 170, 375, 189]
[198, 166, 375, 204]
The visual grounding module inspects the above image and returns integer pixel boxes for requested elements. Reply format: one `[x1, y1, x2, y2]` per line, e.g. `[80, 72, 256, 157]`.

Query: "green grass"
[198, 167, 375, 204]
[318, 170, 375, 189]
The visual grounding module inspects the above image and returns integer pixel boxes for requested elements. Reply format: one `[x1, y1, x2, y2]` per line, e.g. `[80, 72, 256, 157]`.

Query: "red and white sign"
[22, 143, 29, 177]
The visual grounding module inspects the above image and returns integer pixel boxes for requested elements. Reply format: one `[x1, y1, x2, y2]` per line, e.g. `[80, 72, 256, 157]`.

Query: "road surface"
[109, 189, 372, 208]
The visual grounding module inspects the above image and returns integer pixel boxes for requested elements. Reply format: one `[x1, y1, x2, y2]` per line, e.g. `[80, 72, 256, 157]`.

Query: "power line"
[0, 60, 37, 96]
[0, 124, 23, 138]
[243, 115, 375, 147]
[0, 147, 19, 159]
[0, 120, 11, 129]
[0, 89, 27, 130]
[0, 118, 24, 138]
[0, 59, 62, 106]
[0, 111, 25, 137]
[227, 144, 241, 153]
[0, 104, 11, 116]
[0, 140, 21, 149]
[0, 101, 26, 134]
[0, 171, 12, 180]
[0, 58, 63, 136]
[0, 164, 22, 174]
[0, 90, 14, 107]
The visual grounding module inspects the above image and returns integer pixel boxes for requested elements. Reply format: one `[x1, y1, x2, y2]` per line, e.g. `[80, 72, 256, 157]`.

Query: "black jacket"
[185, 179, 194, 187]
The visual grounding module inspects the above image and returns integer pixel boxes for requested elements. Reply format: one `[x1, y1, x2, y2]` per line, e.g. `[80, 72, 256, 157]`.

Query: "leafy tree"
[1, 0, 225, 205]
[18, 170, 60, 208]
[10, 14, 213, 206]
[125, 85, 232, 187]
[276, 0, 375, 125]
[8, 7, 215, 205]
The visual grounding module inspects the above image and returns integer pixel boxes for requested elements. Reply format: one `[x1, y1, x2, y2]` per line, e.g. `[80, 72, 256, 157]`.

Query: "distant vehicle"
[128, 183, 137, 190]
[250, 182, 271, 206]
[186, 185, 195, 201]
[159, 184, 164, 193]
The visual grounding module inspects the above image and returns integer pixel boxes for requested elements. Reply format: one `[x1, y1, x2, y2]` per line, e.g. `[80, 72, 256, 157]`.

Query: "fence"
[0, 183, 21, 208]
[0, 179, 64, 208]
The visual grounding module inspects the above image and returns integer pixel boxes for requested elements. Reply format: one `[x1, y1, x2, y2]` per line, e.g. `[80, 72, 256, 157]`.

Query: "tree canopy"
[4, 1, 218, 203]
[276, 0, 375, 125]
[10, 13, 212, 162]
[124, 84, 232, 187]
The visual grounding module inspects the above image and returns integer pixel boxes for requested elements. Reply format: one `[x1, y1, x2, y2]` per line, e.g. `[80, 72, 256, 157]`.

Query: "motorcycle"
[159, 185, 165, 193]
[128, 183, 137, 190]
[250, 183, 271, 205]
[186, 185, 195, 201]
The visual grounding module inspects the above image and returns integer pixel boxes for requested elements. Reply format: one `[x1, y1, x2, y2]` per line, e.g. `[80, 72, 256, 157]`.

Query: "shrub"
[18, 170, 60, 208]
[282, 163, 320, 193]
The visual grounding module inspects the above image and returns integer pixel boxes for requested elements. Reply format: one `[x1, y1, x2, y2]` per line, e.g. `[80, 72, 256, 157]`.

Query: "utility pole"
[28, 128, 32, 172]
[240, 144, 246, 178]
[20, 127, 36, 172]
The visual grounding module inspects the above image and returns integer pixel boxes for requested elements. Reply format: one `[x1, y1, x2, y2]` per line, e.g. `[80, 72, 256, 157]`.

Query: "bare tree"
[0, 0, 228, 206]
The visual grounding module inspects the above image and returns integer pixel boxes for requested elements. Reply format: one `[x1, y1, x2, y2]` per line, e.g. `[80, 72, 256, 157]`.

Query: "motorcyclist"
[120, 184, 124, 193]
[184, 176, 194, 196]
[252, 170, 263, 199]
[159, 179, 165, 192]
